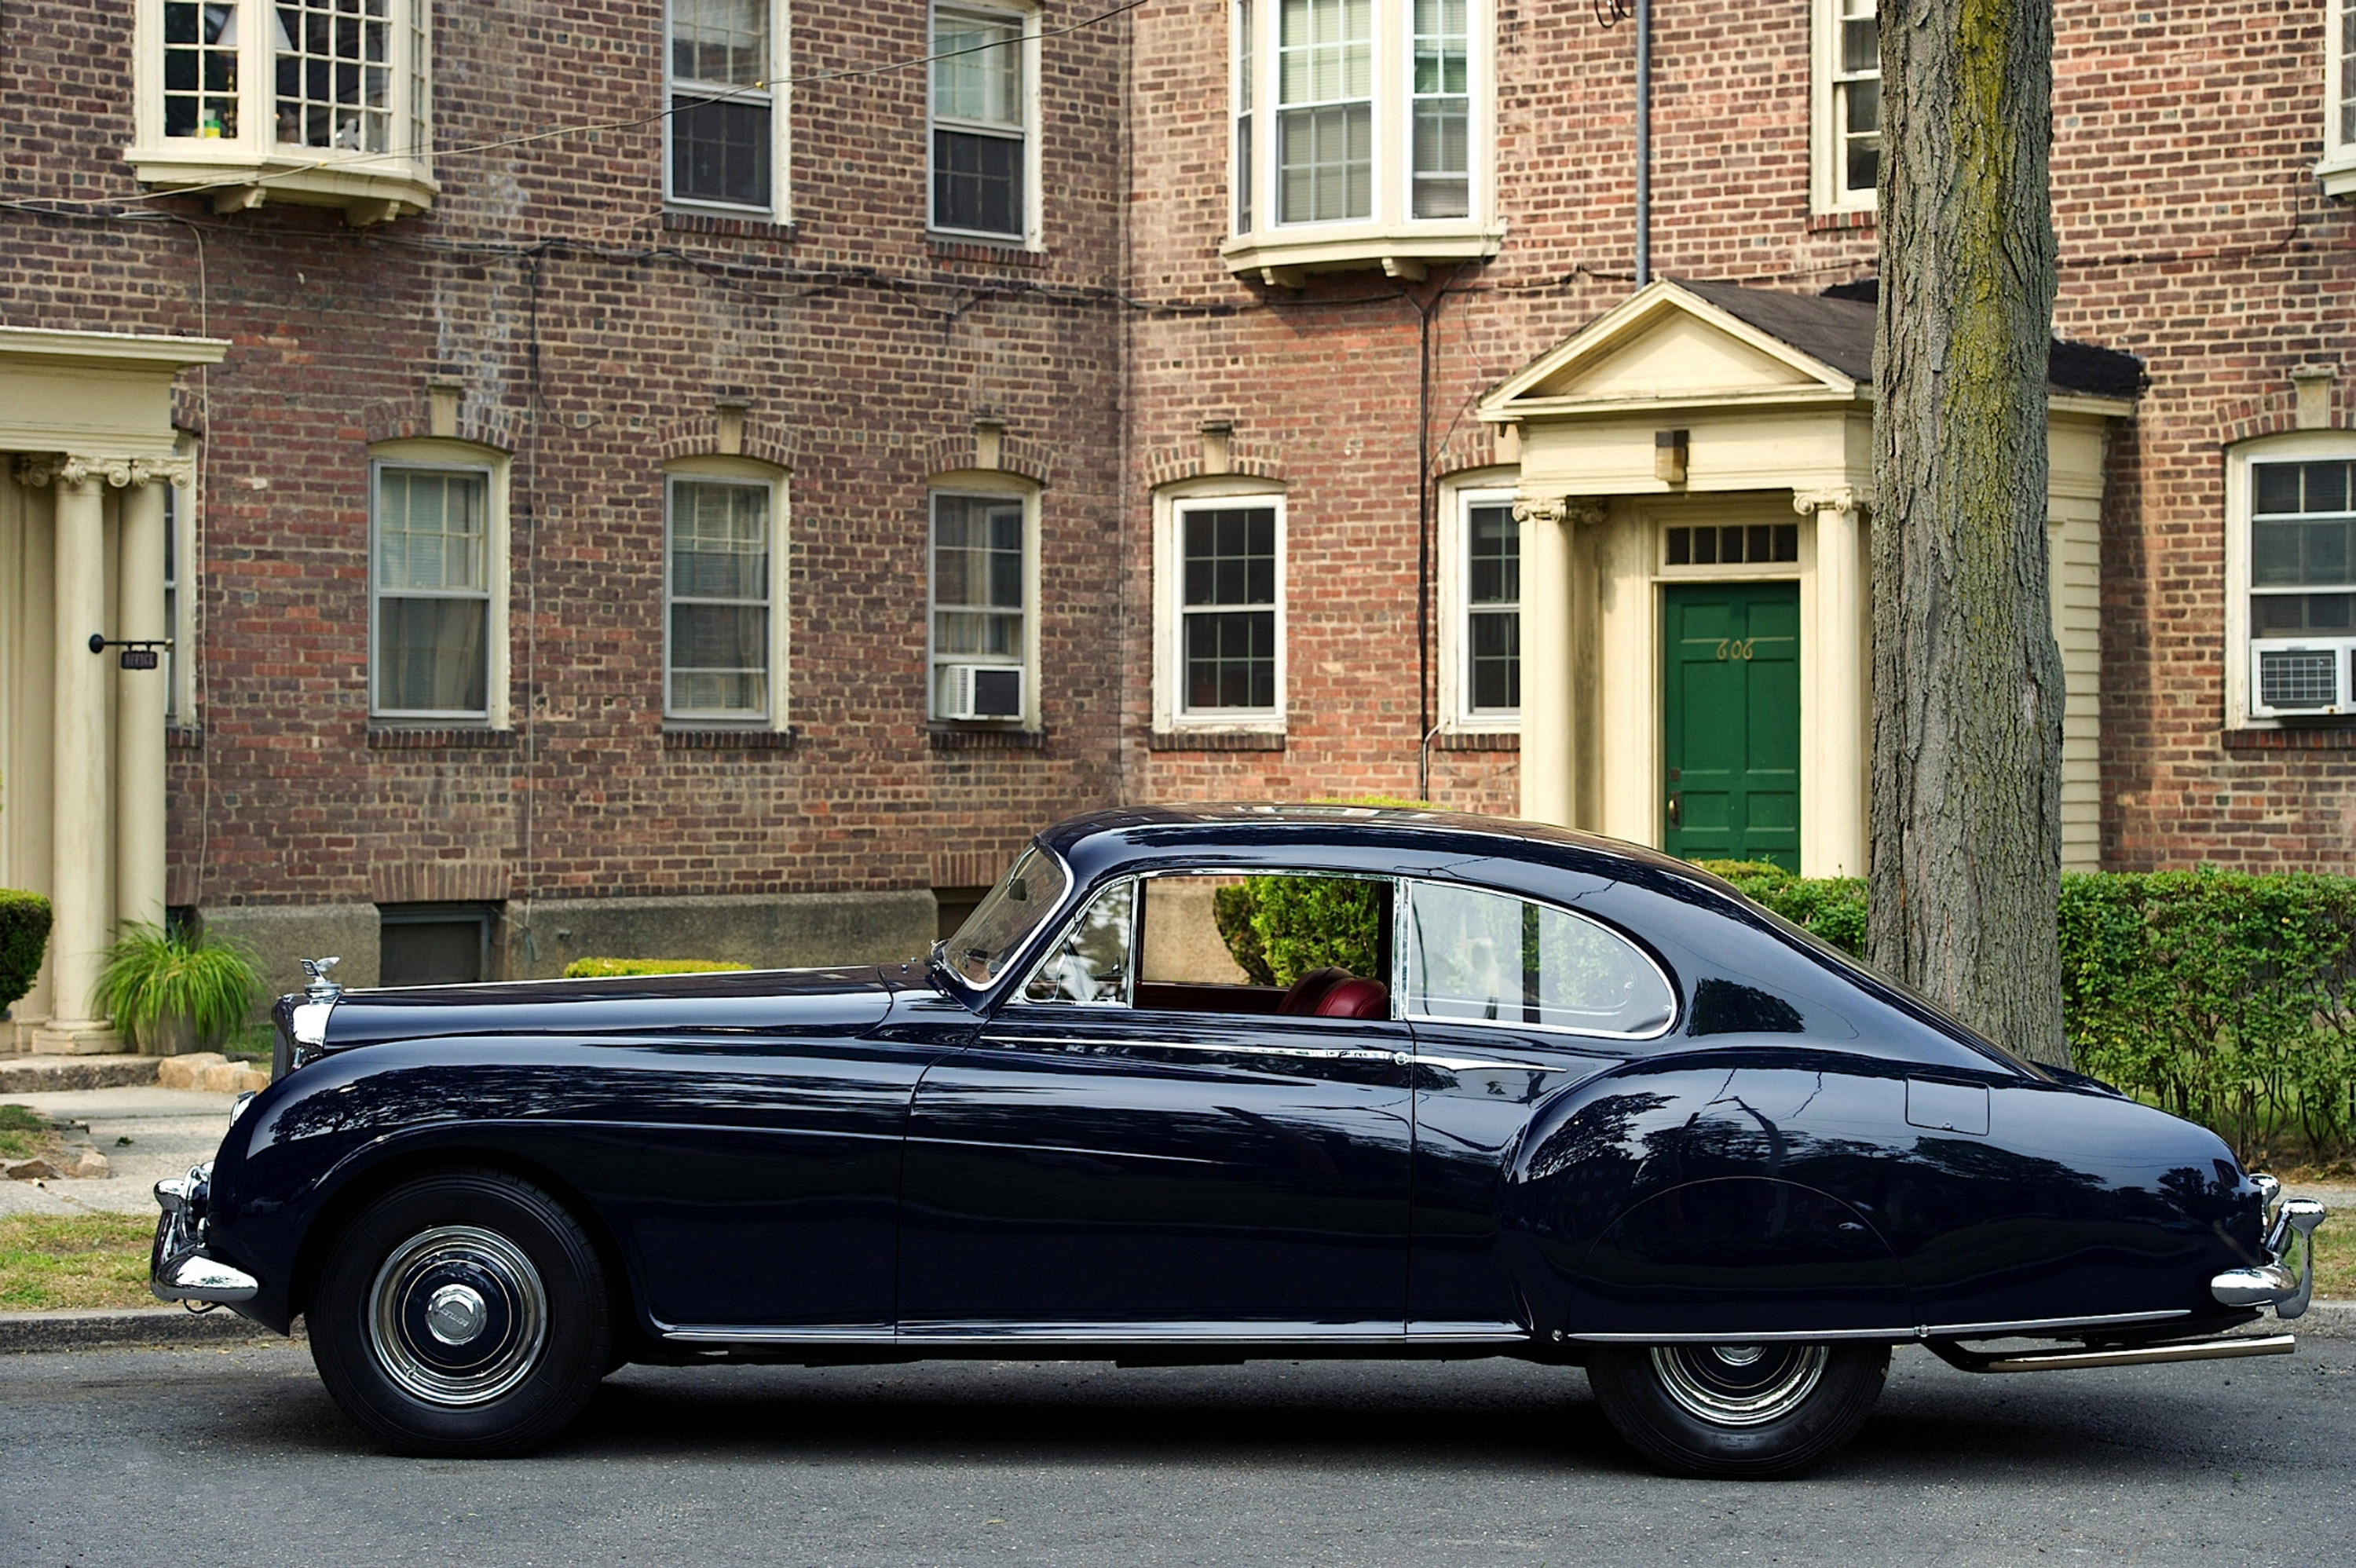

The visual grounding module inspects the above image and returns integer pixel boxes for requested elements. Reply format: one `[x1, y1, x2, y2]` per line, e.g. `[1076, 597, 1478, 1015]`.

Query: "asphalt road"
[4, 1336, 2351, 1567]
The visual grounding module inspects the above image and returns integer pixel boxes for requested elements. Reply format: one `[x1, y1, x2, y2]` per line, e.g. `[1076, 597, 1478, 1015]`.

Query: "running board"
[1927, 1332, 2296, 1374]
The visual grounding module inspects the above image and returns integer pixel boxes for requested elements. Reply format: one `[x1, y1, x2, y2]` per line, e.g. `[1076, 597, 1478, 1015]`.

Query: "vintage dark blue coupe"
[152, 806, 2326, 1475]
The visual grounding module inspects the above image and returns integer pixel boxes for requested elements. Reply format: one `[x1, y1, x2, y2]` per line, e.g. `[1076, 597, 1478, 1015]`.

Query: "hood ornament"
[300, 956, 343, 1002]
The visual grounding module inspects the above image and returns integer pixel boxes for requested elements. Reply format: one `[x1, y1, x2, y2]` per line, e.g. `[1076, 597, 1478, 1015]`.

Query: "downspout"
[1635, 0, 1651, 285]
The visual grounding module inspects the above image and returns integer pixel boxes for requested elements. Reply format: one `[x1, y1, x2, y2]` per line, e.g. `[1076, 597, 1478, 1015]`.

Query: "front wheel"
[1586, 1341, 1889, 1478]
[309, 1168, 613, 1457]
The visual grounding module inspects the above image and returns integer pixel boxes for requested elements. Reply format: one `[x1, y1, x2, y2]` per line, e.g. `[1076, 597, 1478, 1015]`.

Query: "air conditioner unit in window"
[941, 663, 1024, 721]
[2250, 638, 2356, 718]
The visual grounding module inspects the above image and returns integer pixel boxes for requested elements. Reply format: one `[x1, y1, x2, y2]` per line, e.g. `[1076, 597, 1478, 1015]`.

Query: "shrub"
[93, 921, 262, 1052]
[1692, 860, 1868, 958]
[562, 957, 750, 979]
[1213, 877, 1385, 987]
[1692, 857, 2356, 1164]
[0, 890, 51, 1014]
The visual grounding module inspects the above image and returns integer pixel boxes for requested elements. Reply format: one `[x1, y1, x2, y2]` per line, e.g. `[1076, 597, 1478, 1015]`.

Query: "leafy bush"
[1692, 858, 2356, 1163]
[1213, 878, 1385, 987]
[0, 889, 51, 1014]
[562, 957, 750, 979]
[1692, 860, 1868, 958]
[93, 921, 263, 1052]
[2059, 871, 2356, 1164]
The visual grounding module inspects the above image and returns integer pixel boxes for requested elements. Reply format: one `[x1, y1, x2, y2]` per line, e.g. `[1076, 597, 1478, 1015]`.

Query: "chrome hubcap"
[1650, 1343, 1827, 1427]
[368, 1226, 547, 1407]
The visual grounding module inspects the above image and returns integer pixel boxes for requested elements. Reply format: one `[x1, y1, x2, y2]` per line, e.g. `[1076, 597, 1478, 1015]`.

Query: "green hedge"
[562, 957, 750, 979]
[1698, 861, 2356, 1163]
[0, 890, 51, 1014]
[1213, 879, 1385, 988]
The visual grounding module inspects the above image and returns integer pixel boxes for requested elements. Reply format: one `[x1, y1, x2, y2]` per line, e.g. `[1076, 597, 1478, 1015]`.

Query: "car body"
[153, 805, 2327, 1473]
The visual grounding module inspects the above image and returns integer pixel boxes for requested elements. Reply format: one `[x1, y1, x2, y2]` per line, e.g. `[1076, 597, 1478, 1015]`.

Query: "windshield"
[944, 845, 1071, 988]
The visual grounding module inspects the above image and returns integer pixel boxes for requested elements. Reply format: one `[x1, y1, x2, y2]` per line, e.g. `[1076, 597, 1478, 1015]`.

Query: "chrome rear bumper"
[2212, 1179, 2327, 1321]
[151, 1164, 260, 1306]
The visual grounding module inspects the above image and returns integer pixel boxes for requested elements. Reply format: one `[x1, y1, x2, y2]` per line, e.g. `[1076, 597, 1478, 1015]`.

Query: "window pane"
[2253, 592, 2356, 634]
[672, 97, 772, 207]
[934, 495, 1025, 609]
[1183, 609, 1276, 710]
[934, 609, 1023, 658]
[669, 601, 769, 714]
[934, 9, 1023, 126]
[164, 2, 240, 138]
[671, 0, 769, 86]
[1835, 0, 1880, 196]
[1024, 880, 1134, 1004]
[934, 128, 1023, 235]
[1467, 503, 1516, 605]
[1407, 882, 1673, 1035]
[377, 597, 488, 713]
[1412, 0, 1469, 217]
[273, 0, 393, 152]
[1469, 609, 1519, 711]
[671, 482, 769, 601]
[377, 469, 485, 592]
[1181, 506, 1277, 607]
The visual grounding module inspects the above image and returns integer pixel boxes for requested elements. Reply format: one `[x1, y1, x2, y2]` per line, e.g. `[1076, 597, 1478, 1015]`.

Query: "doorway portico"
[1478, 280, 2131, 878]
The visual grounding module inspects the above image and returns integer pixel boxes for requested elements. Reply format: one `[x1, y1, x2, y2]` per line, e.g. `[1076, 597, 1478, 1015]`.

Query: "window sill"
[127, 144, 435, 225]
[664, 726, 797, 751]
[367, 726, 514, 750]
[1434, 729, 1520, 752]
[927, 723, 1047, 751]
[1805, 207, 1876, 233]
[1220, 221, 1505, 287]
[1149, 729, 1286, 752]
[2222, 724, 2356, 751]
[2319, 157, 2356, 199]
[663, 210, 799, 241]
[165, 724, 204, 751]
[927, 236, 1049, 267]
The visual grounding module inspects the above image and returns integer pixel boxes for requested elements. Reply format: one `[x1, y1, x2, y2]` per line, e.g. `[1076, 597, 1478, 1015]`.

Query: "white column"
[116, 473, 173, 936]
[33, 459, 123, 1052]
[1798, 488, 1868, 878]
[1515, 496, 1574, 825]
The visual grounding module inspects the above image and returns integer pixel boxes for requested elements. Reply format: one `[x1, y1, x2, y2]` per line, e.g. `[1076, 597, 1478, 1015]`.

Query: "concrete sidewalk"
[2, 1082, 244, 1216]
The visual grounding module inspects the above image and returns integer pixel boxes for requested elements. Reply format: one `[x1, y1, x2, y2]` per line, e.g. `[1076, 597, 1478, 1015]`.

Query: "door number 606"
[1714, 638, 1757, 661]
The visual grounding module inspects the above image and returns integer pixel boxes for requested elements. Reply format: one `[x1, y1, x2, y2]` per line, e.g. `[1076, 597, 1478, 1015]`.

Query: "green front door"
[1663, 582, 1800, 869]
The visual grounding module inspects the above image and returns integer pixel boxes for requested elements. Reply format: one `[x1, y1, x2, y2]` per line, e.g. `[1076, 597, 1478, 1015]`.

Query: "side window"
[1023, 879, 1134, 1004]
[1404, 881, 1674, 1036]
[1132, 872, 1392, 1018]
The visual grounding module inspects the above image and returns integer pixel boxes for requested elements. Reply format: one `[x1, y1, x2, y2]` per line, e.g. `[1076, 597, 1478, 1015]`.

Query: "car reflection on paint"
[150, 804, 2326, 1475]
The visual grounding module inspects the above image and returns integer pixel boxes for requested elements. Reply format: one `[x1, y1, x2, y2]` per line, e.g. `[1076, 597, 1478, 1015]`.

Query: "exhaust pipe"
[1929, 1332, 2296, 1375]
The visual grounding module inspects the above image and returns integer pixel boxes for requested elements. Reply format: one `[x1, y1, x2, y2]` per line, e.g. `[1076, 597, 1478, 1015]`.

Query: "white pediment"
[1480, 280, 1860, 420]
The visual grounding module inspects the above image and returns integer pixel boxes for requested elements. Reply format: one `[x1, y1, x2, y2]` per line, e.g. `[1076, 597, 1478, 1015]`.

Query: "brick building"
[2, 2, 2351, 1046]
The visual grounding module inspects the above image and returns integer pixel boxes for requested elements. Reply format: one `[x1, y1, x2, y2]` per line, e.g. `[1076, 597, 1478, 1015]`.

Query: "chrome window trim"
[1399, 875, 1679, 1043]
[942, 840, 1081, 1001]
[1008, 874, 1139, 1008]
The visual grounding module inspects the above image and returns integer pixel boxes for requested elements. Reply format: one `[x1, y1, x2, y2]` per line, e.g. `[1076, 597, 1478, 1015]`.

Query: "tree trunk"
[1869, 0, 2067, 1066]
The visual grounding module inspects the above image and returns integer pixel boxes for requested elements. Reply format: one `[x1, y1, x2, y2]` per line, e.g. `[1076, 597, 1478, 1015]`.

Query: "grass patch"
[2310, 1217, 2356, 1301]
[0, 1102, 47, 1161]
[0, 1212, 156, 1311]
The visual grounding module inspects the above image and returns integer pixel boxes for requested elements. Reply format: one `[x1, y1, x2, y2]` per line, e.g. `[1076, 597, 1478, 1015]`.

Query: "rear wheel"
[309, 1169, 612, 1457]
[1586, 1341, 1888, 1478]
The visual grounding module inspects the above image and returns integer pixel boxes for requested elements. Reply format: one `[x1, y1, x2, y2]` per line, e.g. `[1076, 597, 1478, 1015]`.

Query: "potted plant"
[94, 919, 262, 1057]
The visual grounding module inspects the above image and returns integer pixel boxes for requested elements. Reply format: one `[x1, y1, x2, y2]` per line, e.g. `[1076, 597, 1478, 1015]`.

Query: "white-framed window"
[2325, 0, 2356, 196]
[1154, 484, 1287, 729]
[1811, 0, 1879, 215]
[665, 0, 788, 217]
[163, 477, 186, 724]
[1440, 480, 1519, 727]
[130, 2, 436, 220]
[368, 441, 508, 723]
[929, 2, 1040, 243]
[665, 463, 788, 724]
[2227, 435, 2356, 724]
[928, 479, 1041, 723]
[1225, 0, 1493, 273]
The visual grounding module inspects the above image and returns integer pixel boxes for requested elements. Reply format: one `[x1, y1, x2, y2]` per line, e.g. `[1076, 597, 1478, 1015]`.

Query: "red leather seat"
[1276, 966, 1352, 1015]
[1313, 978, 1390, 1020]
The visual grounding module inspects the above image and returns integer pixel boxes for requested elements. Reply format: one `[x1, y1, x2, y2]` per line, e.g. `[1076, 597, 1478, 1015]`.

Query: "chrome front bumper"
[2212, 1175, 2328, 1321]
[151, 1164, 261, 1306]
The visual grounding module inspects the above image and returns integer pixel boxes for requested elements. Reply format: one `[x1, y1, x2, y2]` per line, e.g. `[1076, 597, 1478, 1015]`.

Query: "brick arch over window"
[654, 414, 797, 470]
[916, 429, 1054, 484]
[1432, 426, 1510, 480]
[1143, 440, 1286, 489]
[2218, 389, 2356, 447]
[360, 394, 523, 454]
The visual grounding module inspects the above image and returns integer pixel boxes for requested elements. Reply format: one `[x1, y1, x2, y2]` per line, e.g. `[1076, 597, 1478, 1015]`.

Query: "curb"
[0, 1307, 300, 1354]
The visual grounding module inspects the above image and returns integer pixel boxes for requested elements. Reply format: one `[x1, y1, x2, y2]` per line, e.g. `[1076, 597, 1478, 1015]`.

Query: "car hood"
[310, 965, 900, 1051]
